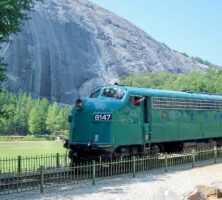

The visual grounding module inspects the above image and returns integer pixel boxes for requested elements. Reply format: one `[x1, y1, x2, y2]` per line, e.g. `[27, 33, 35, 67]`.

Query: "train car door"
[143, 97, 151, 146]
[125, 96, 144, 145]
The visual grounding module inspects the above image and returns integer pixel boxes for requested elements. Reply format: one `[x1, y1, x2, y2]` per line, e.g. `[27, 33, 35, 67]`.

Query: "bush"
[21, 135, 52, 141]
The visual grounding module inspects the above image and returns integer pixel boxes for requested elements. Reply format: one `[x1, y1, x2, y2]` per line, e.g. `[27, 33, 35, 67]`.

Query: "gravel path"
[2, 163, 222, 200]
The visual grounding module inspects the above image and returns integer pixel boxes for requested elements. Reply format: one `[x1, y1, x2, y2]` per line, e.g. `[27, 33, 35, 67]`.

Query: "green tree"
[28, 98, 49, 134]
[0, 0, 35, 76]
[0, 91, 70, 136]
[0, 0, 36, 116]
[0, 58, 7, 116]
[46, 102, 61, 133]
[120, 68, 222, 94]
[61, 106, 72, 130]
[0, 91, 16, 134]
[0, 58, 6, 86]
[28, 107, 41, 134]
[11, 92, 33, 134]
[0, 0, 35, 43]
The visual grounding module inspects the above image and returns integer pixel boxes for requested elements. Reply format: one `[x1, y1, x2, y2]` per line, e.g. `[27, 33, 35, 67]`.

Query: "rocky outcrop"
[187, 184, 222, 200]
[1, 0, 208, 103]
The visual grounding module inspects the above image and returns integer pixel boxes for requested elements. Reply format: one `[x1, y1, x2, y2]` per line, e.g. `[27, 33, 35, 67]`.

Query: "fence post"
[92, 160, 96, 185]
[133, 156, 136, 178]
[214, 146, 217, 164]
[64, 153, 67, 167]
[191, 149, 196, 168]
[18, 155, 22, 174]
[56, 153, 60, 168]
[40, 166, 44, 193]
[164, 153, 168, 173]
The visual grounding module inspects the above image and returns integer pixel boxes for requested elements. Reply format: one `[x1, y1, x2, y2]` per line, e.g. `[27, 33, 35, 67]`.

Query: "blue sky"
[90, 0, 222, 66]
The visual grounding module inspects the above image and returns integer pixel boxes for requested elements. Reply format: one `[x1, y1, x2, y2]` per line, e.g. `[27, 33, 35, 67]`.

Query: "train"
[64, 85, 222, 163]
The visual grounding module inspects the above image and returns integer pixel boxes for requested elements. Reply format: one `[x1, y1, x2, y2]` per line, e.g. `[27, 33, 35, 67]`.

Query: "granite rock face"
[1, 0, 208, 103]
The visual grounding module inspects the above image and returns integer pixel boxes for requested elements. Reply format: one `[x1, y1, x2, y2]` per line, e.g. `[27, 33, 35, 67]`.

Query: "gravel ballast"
[2, 163, 222, 200]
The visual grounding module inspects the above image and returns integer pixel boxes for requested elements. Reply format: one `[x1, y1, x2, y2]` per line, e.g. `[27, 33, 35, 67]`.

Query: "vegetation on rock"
[120, 68, 222, 94]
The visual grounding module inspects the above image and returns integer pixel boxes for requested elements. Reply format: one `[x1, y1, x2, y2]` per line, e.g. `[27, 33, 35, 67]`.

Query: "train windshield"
[90, 89, 101, 98]
[102, 88, 125, 100]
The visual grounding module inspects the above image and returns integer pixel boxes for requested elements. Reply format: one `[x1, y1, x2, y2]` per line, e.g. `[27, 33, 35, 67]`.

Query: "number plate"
[94, 114, 112, 121]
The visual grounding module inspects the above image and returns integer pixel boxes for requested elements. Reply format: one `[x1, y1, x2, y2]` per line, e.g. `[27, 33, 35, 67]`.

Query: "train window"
[90, 89, 101, 98]
[131, 96, 142, 106]
[152, 96, 222, 110]
[102, 88, 125, 100]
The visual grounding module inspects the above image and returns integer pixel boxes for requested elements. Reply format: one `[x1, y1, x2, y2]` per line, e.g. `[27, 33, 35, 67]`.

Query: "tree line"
[120, 68, 222, 94]
[0, 91, 71, 136]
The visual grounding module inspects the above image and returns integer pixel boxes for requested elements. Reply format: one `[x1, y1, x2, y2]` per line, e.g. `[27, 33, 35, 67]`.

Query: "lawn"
[0, 141, 67, 158]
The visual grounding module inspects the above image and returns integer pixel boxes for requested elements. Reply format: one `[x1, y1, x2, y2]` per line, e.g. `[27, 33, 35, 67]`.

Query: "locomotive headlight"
[75, 99, 83, 109]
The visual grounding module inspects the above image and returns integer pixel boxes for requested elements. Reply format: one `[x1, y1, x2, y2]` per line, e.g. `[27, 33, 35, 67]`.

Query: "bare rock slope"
[2, 0, 207, 103]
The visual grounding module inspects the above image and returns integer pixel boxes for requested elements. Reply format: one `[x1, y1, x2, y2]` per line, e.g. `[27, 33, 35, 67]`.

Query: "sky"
[90, 0, 222, 66]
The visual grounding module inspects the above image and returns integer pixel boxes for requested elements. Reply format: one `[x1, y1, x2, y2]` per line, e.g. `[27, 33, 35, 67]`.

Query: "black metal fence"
[0, 153, 69, 174]
[1, 147, 222, 196]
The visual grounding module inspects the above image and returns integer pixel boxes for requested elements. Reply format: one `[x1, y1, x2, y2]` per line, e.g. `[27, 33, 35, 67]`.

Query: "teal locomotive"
[64, 85, 222, 162]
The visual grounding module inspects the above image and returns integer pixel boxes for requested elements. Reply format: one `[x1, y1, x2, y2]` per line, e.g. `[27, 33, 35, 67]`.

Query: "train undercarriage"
[65, 137, 222, 163]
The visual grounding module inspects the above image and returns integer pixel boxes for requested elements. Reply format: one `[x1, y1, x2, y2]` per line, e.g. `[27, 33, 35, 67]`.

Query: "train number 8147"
[94, 114, 112, 121]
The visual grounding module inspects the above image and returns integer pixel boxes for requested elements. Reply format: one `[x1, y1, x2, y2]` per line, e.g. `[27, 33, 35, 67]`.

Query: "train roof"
[106, 85, 222, 101]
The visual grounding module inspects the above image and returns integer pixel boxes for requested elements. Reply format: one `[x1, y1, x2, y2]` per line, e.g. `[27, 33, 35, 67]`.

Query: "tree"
[120, 68, 222, 94]
[0, 91, 70, 135]
[0, 58, 6, 84]
[61, 107, 72, 130]
[0, 0, 35, 69]
[0, 58, 6, 104]
[28, 107, 42, 134]
[28, 98, 50, 134]
[0, 0, 36, 116]
[0, 0, 35, 43]
[46, 102, 61, 133]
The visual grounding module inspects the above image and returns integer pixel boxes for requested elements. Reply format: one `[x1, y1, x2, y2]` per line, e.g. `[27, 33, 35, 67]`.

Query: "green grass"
[0, 141, 66, 158]
[21, 135, 51, 141]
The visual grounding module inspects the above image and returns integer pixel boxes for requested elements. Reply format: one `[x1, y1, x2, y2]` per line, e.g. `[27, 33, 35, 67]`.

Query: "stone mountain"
[1, 0, 208, 103]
